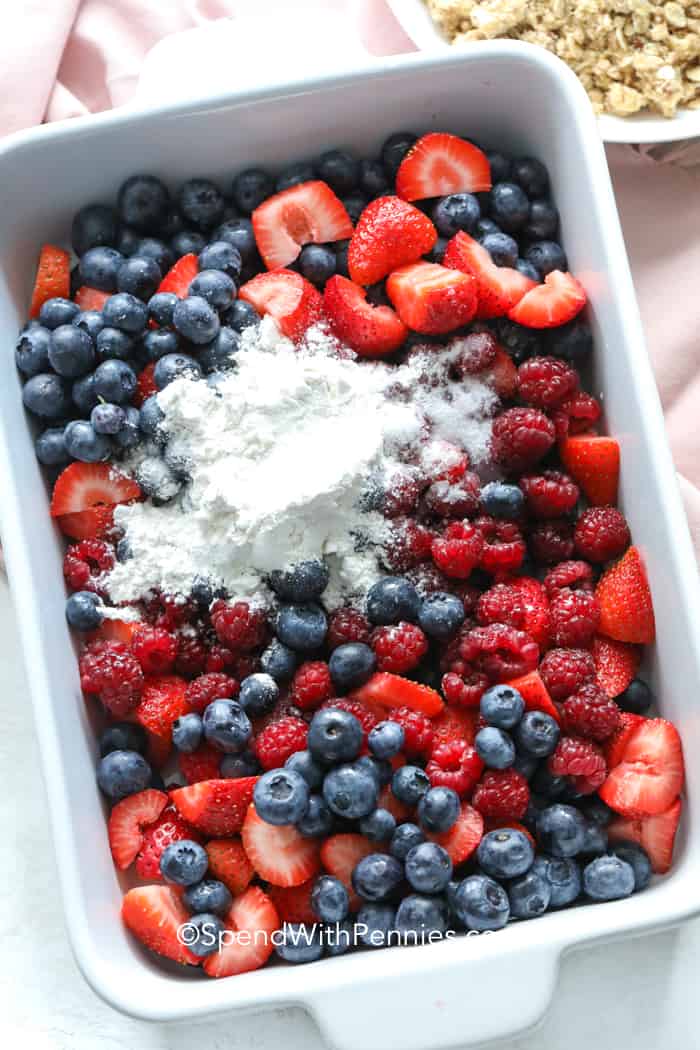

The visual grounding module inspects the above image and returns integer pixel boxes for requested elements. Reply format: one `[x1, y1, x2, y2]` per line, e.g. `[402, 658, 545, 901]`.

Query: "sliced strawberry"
[241, 804, 321, 888]
[484, 346, 519, 398]
[443, 231, 536, 319]
[599, 717, 683, 817]
[170, 777, 258, 837]
[252, 180, 353, 270]
[351, 672, 444, 717]
[135, 805, 201, 879]
[323, 275, 407, 357]
[29, 244, 71, 318]
[108, 789, 168, 870]
[203, 886, 279, 978]
[179, 742, 222, 785]
[347, 196, 437, 286]
[378, 782, 413, 823]
[596, 546, 656, 645]
[73, 285, 110, 311]
[56, 505, 116, 541]
[592, 635, 641, 698]
[395, 133, 491, 201]
[122, 885, 200, 966]
[239, 269, 324, 342]
[89, 618, 141, 645]
[430, 706, 479, 749]
[386, 261, 477, 334]
[559, 435, 620, 507]
[505, 670, 560, 722]
[50, 462, 142, 518]
[428, 802, 483, 864]
[133, 362, 158, 407]
[157, 253, 198, 297]
[320, 833, 375, 911]
[206, 838, 254, 896]
[267, 878, 317, 924]
[135, 674, 188, 745]
[608, 797, 682, 874]
[603, 711, 645, 768]
[508, 270, 586, 328]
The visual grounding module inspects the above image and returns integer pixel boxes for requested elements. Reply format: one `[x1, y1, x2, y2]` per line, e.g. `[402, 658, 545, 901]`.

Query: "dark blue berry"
[202, 698, 251, 753]
[189, 269, 236, 310]
[135, 456, 181, 502]
[395, 894, 448, 940]
[93, 359, 137, 404]
[95, 327, 134, 362]
[285, 749, 323, 790]
[359, 158, 389, 198]
[531, 766, 569, 801]
[355, 755, 392, 787]
[47, 325, 95, 378]
[513, 752, 538, 780]
[142, 328, 180, 362]
[153, 352, 202, 389]
[308, 708, 363, 765]
[39, 297, 80, 330]
[322, 920, 355, 956]
[583, 855, 635, 901]
[475, 726, 516, 769]
[524, 199, 559, 240]
[334, 239, 350, 278]
[477, 828, 534, 879]
[391, 765, 430, 806]
[405, 841, 452, 893]
[515, 710, 560, 758]
[475, 217, 501, 238]
[117, 256, 161, 301]
[341, 194, 367, 225]
[139, 394, 165, 440]
[232, 168, 273, 213]
[368, 720, 404, 760]
[172, 296, 220, 345]
[356, 903, 395, 948]
[74, 310, 106, 341]
[183, 879, 232, 917]
[352, 852, 403, 901]
[432, 193, 481, 237]
[323, 761, 379, 819]
[275, 162, 315, 193]
[617, 678, 653, 714]
[254, 768, 310, 825]
[275, 922, 324, 963]
[508, 869, 551, 919]
[426, 237, 447, 264]
[148, 291, 179, 328]
[63, 420, 111, 462]
[117, 227, 142, 256]
[71, 203, 119, 256]
[79, 247, 124, 292]
[275, 602, 327, 652]
[581, 820, 608, 856]
[269, 559, 329, 602]
[171, 230, 206, 257]
[417, 786, 460, 833]
[198, 242, 242, 281]
[481, 231, 518, 267]
[224, 298, 260, 333]
[35, 427, 70, 466]
[65, 591, 103, 630]
[219, 751, 260, 778]
[536, 804, 587, 857]
[71, 372, 99, 415]
[159, 207, 185, 239]
[390, 822, 425, 861]
[491, 317, 541, 363]
[91, 402, 126, 435]
[359, 808, 396, 842]
[610, 841, 652, 891]
[316, 149, 359, 195]
[511, 157, 549, 198]
[453, 875, 510, 931]
[260, 639, 298, 682]
[311, 874, 349, 923]
[96, 749, 151, 800]
[328, 642, 376, 691]
[479, 684, 524, 730]
[172, 712, 204, 753]
[238, 673, 279, 718]
[381, 132, 417, 178]
[485, 151, 511, 182]
[118, 175, 169, 233]
[524, 241, 567, 278]
[15, 325, 51, 376]
[178, 179, 225, 231]
[417, 592, 465, 641]
[102, 292, 149, 334]
[532, 855, 581, 908]
[488, 183, 530, 233]
[298, 244, 336, 285]
[213, 218, 257, 267]
[132, 237, 173, 274]
[297, 794, 334, 838]
[160, 839, 208, 886]
[579, 796, 613, 827]
[99, 722, 147, 757]
[516, 258, 541, 282]
[366, 576, 420, 625]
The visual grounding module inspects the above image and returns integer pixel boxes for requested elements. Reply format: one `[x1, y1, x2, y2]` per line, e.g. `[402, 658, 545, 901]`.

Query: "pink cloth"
[2, 0, 699, 557]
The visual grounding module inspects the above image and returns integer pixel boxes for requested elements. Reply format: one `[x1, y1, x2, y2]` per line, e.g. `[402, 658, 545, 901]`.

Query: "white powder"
[105, 319, 498, 609]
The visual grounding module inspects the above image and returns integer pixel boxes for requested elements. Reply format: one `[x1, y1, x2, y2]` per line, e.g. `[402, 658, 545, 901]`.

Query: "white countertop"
[2, 570, 699, 1050]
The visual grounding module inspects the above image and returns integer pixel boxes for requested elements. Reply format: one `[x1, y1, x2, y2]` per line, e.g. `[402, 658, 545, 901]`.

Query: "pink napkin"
[2, 0, 699, 560]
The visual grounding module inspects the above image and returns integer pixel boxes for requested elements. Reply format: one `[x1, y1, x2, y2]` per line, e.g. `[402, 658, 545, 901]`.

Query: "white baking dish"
[1, 44, 699, 1050]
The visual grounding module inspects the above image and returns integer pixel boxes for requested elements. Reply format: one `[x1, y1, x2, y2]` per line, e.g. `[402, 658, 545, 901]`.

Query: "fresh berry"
[386, 262, 477, 334]
[170, 777, 258, 837]
[426, 741, 483, 795]
[174, 631, 209, 678]
[549, 588, 600, 648]
[477, 827, 534, 880]
[242, 804, 321, 887]
[603, 711, 645, 768]
[370, 622, 428, 674]
[63, 539, 114, 593]
[491, 408, 556, 473]
[185, 672, 239, 714]
[476, 517, 527, 574]
[519, 471, 579, 519]
[79, 641, 144, 716]
[423, 473, 481, 519]
[202, 886, 280, 978]
[595, 546, 655, 644]
[543, 560, 594, 598]
[388, 707, 434, 758]
[559, 435, 620, 506]
[574, 506, 630, 563]
[508, 270, 586, 328]
[135, 674, 188, 744]
[267, 879, 318, 924]
[254, 767, 310, 825]
[517, 355, 579, 408]
[476, 578, 550, 649]
[548, 735, 607, 794]
[254, 716, 308, 770]
[513, 710, 559, 757]
[323, 275, 407, 357]
[352, 672, 444, 717]
[592, 636, 641, 698]
[320, 833, 375, 911]
[320, 699, 380, 750]
[395, 133, 491, 201]
[383, 519, 434, 573]
[607, 797, 682, 874]
[238, 269, 324, 342]
[559, 391, 602, 434]
[582, 854, 635, 901]
[460, 624, 539, 682]
[599, 718, 683, 818]
[348, 196, 437, 285]
[441, 668, 490, 708]
[529, 520, 575, 565]
[107, 788, 168, 870]
[443, 231, 535, 318]
[205, 838, 254, 896]
[431, 520, 483, 578]
[252, 180, 353, 269]
[431, 705, 479, 748]
[326, 607, 371, 650]
[156, 253, 199, 297]
[472, 769, 530, 821]
[485, 347, 519, 397]
[539, 647, 596, 701]
[450, 331, 498, 374]
[133, 362, 158, 406]
[121, 885, 200, 966]
[131, 626, 178, 675]
[29, 244, 71, 318]
[290, 661, 334, 710]
[50, 462, 141, 523]
[135, 805, 201, 879]
[179, 742, 222, 784]
[211, 600, 267, 651]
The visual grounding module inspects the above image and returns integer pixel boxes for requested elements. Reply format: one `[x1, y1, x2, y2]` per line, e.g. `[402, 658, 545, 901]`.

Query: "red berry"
[539, 647, 596, 701]
[406, 563, 456, 598]
[254, 716, 309, 770]
[459, 624, 539, 682]
[519, 470, 579, 519]
[560, 391, 602, 434]
[63, 539, 114, 593]
[383, 518, 434, 572]
[573, 506, 630, 564]
[549, 588, 600, 647]
[561, 681, 621, 741]
[472, 769, 530, 821]
[381, 468, 423, 518]
[131, 625, 178, 675]
[134, 805, 201, 880]
[179, 742, 222, 784]
[290, 661, 334, 711]
[423, 473, 481, 519]
[426, 741, 483, 795]
[441, 669, 490, 708]
[211, 600, 267, 651]
[144, 592, 196, 630]
[517, 355, 579, 409]
[185, 672, 239, 713]
[371, 621, 428, 674]
[548, 735, 607, 794]
[475, 516, 527, 574]
[543, 560, 595, 598]
[326, 608, 371, 651]
[476, 578, 550, 648]
[79, 641, 144, 716]
[135, 675, 188, 744]
[491, 407, 555, 473]
[421, 438, 470, 484]
[450, 331, 498, 375]
[390, 706, 434, 757]
[205, 644, 237, 674]
[174, 630, 209, 678]
[431, 520, 483, 578]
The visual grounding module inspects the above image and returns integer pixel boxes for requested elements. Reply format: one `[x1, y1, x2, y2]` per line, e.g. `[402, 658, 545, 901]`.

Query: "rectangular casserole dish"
[1, 43, 699, 1050]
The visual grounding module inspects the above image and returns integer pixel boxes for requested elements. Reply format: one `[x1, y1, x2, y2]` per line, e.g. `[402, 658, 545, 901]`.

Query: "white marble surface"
[2, 570, 700, 1049]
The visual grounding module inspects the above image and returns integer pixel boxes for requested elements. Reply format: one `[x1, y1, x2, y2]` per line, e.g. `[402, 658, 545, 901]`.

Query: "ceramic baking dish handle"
[304, 939, 561, 1050]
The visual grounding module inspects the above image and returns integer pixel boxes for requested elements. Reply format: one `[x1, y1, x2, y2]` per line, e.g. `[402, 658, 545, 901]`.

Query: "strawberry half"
[323, 275, 407, 357]
[596, 546, 656, 645]
[320, 833, 375, 911]
[559, 434, 620, 507]
[428, 802, 483, 864]
[134, 362, 158, 407]
[348, 196, 437, 286]
[508, 270, 587, 328]
[239, 269, 324, 342]
[395, 133, 492, 201]
[599, 717, 683, 817]
[122, 885, 200, 966]
[443, 231, 536, 319]
[50, 462, 142, 518]
[170, 777, 258, 837]
[608, 797, 682, 874]
[505, 670, 560, 722]
[206, 838, 254, 897]
[603, 711, 645, 768]
[135, 674, 188, 745]
[241, 804, 321, 888]
[56, 505, 116, 541]
[29, 244, 70, 317]
[386, 261, 477, 334]
[157, 253, 198, 297]
[135, 805, 201, 880]
[592, 635, 641, 698]
[252, 180, 353, 270]
[267, 878, 317, 924]
[89, 618, 140, 645]
[203, 886, 279, 978]
[107, 788, 168, 870]
[351, 672, 444, 717]
[73, 286, 110, 311]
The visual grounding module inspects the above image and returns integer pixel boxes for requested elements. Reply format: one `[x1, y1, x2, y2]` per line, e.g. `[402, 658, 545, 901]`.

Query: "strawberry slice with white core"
[396, 133, 492, 201]
[608, 797, 682, 874]
[320, 833, 375, 911]
[443, 231, 536, 319]
[238, 269, 324, 342]
[252, 180, 353, 270]
[599, 718, 684, 818]
[50, 462, 142, 518]
[108, 789, 168, 870]
[241, 804, 321, 887]
[323, 275, 408, 357]
[386, 261, 477, 335]
[428, 802, 483, 864]
[508, 270, 587, 328]
[121, 885, 201, 966]
[203, 885, 280, 978]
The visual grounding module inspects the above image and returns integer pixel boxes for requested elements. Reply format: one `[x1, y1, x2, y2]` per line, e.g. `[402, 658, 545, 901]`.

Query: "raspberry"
[425, 741, 483, 795]
[491, 407, 556, 473]
[205, 644, 237, 674]
[439, 623, 477, 674]
[63, 539, 114, 593]
[254, 716, 309, 770]
[135, 806, 200, 879]
[229, 653, 260, 681]
[476, 579, 550, 648]
[185, 672, 239, 713]
[145, 592, 196, 630]
[472, 769, 530, 821]
[539, 647, 596, 701]
[459, 624, 539, 682]
[450, 330, 498, 375]
[423, 472, 481, 519]
[174, 630, 209, 678]
[421, 439, 469, 484]
[131, 625, 178, 675]
[406, 563, 455, 597]
[560, 391, 601, 434]
[517, 355, 579, 409]
[322, 698, 378, 745]
[549, 588, 600, 647]
[371, 622, 428, 674]
[390, 706, 434, 757]
[432, 521, 483, 578]
[326, 607, 371, 651]
[179, 742, 222, 784]
[79, 641, 144, 716]
[381, 468, 423, 518]
[529, 519, 575, 565]
[543, 560, 594, 599]
[383, 519, 434, 572]
[290, 661, 334, 711]
[561, 681, 621, 741]
[475, 516, 526, 575]
[441, 670, 490, 708]
[211, 600, 267, 651]
[547, 735, 607, 794]
[519, 471, 579, 519]
[573, 506, 630, 564]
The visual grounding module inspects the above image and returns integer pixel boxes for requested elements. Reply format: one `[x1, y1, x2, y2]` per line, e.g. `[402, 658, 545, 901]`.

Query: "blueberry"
[617, 678, 653, 714]
[453, 875, 510, 931]
[198, 242, 242, 282]
[391, 765, 430, 806]
[148, 291, 179, 328]
[96, 749, 151, 800]
[65, 590, 103, 630]
[322, 920, 355, 956]
[360, 808, 397, 842]
[357, 902, 396, 948]
[118, 175, 169, 233]
[71, 373, 99, 415]
[238, 673, 279, 718]
[366, 576, 420, 625]
[39, 297, 81, 330]
[117, 227, 142, 257]
[171, 296, 219, 345]
[307, 709, 363, 765]
[524, 241, 568, 278]
[368, 720, 405, 760]
[480, 684, 525, 730]
[93, 359, 137, 404]
[536, 804, 587, 857]
[102, 292, 148, 335]
[63, 420, 111, 462]
[254, 768, 310, 825]
[511, 156, 549, 198]
[532, 854, 581, 908]
[417, 592, 465, 641]
[115, 538, 132, 562]
[481, 231, 518, 267]
[491, 317, 541, 364]
[405, 841, 452, 894]
[316, 149, 359, 195]
[583, 855, 635, 902]
[323, 761, 379, 819]
[342, 193, 368, 225]
[275, 922, 324, 963]
[298, 244, 336, 286]
[508, 869, 551, 919]
[579, 797, 613, 827]
[154, 352, 203, 390]
[417, 786, 460, 833]
[172, 712, 204, 753]
[432, 193, 481, 238]
[260, 639, 298, 682]
[334, 240, 350, 278]
[91, 402, 126, 435]
[116, 256, 161, 301]
[160, 838, 209, 886]
[232, 168, 273, 213]
[486, 151, 511, 183]
[275, 602, 327, 652]
[189, 269, 236, 311]
[285, 749, 323, 790]
[515, 710, 560, 758]
[79, 247, 124, 292]
[328, 642, 376, 692]
[213, 218, 257, 267]
[297, 794, 335, 838]
[35, 427, 70, 466]
[545, 320, 592, 363]
[139, 394, 165, 440]
[46, 328, 93, 385]
[132, 237, 173, 274]
[427, 237, 448, 264]
[488, 183, 530, 233]
[475, 726, 515, 769]
[15, 325, 51, 376]
[71, 203, 119, 256]
[142, 328, 180, 362]
[478, 828, 534, 879]
[610, 841, 652, 891]
[224, 298, 260, 333]
[381, 131, 417, 178]
[171, 230, 206, 257]
[359, 158, 390, 198]
[220, 751, 260, 778]
[311, 874, 349, 923]
[513, 752, 538, 780]
[353, 756, 390, 790]
[352, 852, 403, 901]
[183, 879, 232, 917]
[515, 259, 541, 282]
[275, 162, 316, 193]
[269, 559, 329, 602]
[99, 722, 147, 757]
[524, 199, 559, 241]
[182, 913, 225, 957]
[178, 178, 225, 231]
[531, 766, 569, 801]
[475, 217, 501, 238]
[395, 894, 448, 941]
[202, 698, 251, 753]
[95, 327, 134, 362]
[390, 822, 425, 860]
[136, 455, 182, 502]
[74, 310, 106, 341]
[160, 207, 185, 239]
[581, 820, 608, 856]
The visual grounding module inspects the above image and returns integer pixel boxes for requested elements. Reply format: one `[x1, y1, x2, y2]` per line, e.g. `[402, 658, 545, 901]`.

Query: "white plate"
[387, 0, 700, 143]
